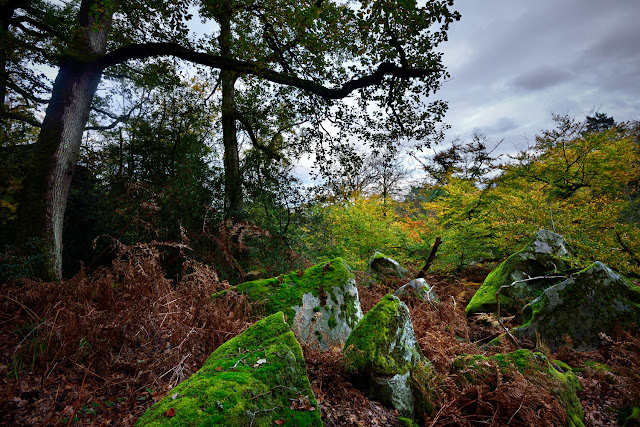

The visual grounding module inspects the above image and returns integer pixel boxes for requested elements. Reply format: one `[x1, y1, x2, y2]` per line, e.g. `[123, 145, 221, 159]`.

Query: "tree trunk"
[218, 0, 244, 220]
[16, 0, 111, 280]
[221, 70, 243, 220]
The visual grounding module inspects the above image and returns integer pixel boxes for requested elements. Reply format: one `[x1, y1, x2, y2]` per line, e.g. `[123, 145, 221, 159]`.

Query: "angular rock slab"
[452, 350, 584, 426]
[343, 294, 435, 420]
[394, 278, 439, 302]
[136, 312, 321, 426]
[367, 251, 408, 278]
[466, 229, 573, 316]
[513, 261, 640, 351]
[234, 258, 363, 351]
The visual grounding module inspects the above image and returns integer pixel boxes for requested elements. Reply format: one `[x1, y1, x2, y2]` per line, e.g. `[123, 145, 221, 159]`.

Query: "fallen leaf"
[275, 419, 285, 425]
[290, 395, 315, 411]
[166, 408, 175, 417]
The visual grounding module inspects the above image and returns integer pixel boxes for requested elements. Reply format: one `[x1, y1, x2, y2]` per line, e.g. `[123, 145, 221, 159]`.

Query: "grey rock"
[367, 251, 408, 278]
[343, 294, 435, 420]
[291, 276, 363, 351]
[513, 261, 640, 351]
[233, 258, 363, 351]
[394, 278, 439, 302]
[466, 229, 574, 316]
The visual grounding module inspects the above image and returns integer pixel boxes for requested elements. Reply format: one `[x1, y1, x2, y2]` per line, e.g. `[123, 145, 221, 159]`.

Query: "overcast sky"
[435, 0, 640, 155]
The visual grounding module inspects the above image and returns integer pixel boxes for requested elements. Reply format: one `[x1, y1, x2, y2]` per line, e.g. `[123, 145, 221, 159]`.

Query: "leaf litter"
[1, 247, 639, 426]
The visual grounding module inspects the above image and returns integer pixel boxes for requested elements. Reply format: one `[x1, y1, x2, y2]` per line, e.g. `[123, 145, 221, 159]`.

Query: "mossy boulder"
[136, 312, 321, 427]
[367, 251, 408, 278]
[453, 349, 584, 427]
[513, 261, 640, 351]
[232, 258, 363, 350]
[466, 229, 573, 316]
[394, 278, 439, 302]
[343, 294, 436, 420]
[619, 405, 640, 426]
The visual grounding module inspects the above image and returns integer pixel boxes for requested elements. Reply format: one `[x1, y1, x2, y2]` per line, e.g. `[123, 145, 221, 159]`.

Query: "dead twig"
[417, 237, 442, 279]
[249, 406, 280, 427]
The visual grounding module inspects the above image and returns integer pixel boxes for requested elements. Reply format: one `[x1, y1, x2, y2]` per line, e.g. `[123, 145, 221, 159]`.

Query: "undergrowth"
[1, 241, 639, 426]
[0, 240, 255, 425]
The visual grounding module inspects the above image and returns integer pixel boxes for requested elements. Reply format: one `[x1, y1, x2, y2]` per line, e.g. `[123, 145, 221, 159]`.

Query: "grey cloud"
[435, 0, 640, 152]
[512, 66, 573, 91]
[485, 117, 518, 134]
[586, 26, 640, 62]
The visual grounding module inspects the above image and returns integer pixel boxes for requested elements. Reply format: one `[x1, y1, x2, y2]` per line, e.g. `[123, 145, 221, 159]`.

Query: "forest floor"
[1, 255, 639, 426]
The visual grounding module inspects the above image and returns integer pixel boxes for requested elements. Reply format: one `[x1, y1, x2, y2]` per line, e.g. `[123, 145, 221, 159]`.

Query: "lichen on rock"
[466, 229, 574, 316]
[343, 294, 436, 420]
[394, 278, 439, 303]
[232, 258, 363, 350]
[513, 261, 640, 351]
[135, 312, 321, 427]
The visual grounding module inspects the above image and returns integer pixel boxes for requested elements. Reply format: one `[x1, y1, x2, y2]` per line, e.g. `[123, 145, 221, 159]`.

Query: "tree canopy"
[1, 0, 460, 279]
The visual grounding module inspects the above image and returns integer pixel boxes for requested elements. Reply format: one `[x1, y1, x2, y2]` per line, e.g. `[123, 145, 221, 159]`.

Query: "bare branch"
[1, 110, 42, 127]
[99, 43, 444, 101]
[85, 104, 138, 131]
[236, 113, 282, 161]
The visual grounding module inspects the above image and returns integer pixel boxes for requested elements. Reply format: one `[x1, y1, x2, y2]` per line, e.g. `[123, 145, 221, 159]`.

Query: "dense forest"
[1, 0, 640, 425]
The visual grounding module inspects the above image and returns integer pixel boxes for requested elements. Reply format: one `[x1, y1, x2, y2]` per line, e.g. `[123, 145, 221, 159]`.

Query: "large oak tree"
[12, 0, 459, 280]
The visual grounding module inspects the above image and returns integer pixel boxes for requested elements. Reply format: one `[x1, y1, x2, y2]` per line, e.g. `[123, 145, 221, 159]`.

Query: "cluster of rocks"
[137, 232, 640, 426]
[138, 254, 441, 426]
[467, 229, 640, 352]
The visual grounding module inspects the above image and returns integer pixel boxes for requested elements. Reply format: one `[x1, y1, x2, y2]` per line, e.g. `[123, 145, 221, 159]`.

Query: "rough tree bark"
[16, 0, 112, 280]
[218, 0, 244, 220]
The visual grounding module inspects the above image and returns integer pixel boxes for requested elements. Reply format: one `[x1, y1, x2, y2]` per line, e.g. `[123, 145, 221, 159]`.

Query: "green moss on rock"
[466, 229, 573, 316]
[232, 258, 362, 350]
[343, 294, 435, 420]
[514, 261, 640, 351]
[344, 295, 419, 375]
[453, 350, 584, 427]
[234, 258, 354, 325]
[136, 312, 321, 427]
[367, 251, 408, 278]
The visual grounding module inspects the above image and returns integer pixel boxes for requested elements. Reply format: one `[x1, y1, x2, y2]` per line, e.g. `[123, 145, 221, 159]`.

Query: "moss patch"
[343, 294, 434, 419]
[466, 229, 573, 316]
[453, 349, 584, 427]
[136, 312, 321, 426]
[233, 258, 355, 327]
[514, 261, 640, 351]
[397, 416, 420, 427]
[344, 294, 420, 376]
[367, 251, 408, 278]
[619, 405, 640, 426]
[210, 290, 227, 300]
